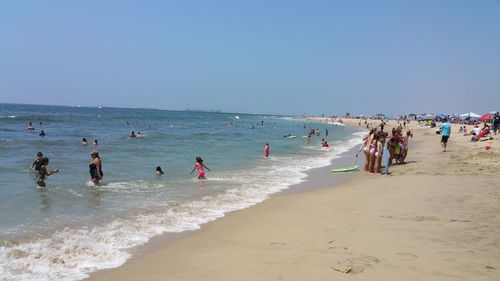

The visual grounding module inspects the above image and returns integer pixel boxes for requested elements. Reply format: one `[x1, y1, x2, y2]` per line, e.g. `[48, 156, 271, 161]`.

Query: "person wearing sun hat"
[89, 151, 103, 186]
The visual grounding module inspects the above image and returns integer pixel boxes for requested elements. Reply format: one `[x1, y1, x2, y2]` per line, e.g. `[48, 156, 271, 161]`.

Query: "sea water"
[0, 104, 364, 281]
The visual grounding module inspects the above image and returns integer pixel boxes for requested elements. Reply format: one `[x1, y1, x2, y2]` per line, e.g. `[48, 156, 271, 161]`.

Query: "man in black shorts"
[440, 119, 451, 152]
[493, 112, 500, 135]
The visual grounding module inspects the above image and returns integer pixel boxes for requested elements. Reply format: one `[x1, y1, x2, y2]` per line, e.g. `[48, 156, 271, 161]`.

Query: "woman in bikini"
[362, 128, 377, 172]
[400, 130, 412, 164]
[191, 156, 211, 179]
[368, 134, 381, 174]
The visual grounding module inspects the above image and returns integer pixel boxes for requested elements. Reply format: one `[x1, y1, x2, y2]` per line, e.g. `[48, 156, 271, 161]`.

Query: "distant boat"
[234, 116, 240, 119]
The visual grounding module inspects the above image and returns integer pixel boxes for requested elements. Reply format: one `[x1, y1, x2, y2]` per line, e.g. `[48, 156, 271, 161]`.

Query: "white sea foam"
[0, 132, 364, 281]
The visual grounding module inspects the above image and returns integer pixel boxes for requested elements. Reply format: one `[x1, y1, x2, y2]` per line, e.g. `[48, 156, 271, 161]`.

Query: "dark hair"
[196, 156, 203, 163]
[156, 166, 164, 174]
[443, 118, 448, 122]
[42, 157, 49, 165]
[37, 152, 43, 157]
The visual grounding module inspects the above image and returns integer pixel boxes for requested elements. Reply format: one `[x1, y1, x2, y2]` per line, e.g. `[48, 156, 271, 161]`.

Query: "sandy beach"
[90, 120, 500, 281]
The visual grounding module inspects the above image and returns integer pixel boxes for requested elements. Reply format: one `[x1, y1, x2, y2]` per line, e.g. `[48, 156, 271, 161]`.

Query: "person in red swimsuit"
[191, 156, 211, 179]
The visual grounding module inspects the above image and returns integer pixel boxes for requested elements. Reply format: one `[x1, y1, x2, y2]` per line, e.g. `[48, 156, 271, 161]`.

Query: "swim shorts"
[441, 135, 449, 143]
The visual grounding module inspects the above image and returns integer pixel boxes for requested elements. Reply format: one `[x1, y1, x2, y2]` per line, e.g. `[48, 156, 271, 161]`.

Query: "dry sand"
[90, 120, 500, 281]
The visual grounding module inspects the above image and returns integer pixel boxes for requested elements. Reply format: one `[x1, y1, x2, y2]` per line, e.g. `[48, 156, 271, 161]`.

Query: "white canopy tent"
[417, 114, 436, 120]
[459, 112, 481, 119]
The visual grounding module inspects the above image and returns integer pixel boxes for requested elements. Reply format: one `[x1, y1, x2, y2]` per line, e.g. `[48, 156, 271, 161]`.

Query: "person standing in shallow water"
[191, 156, 211, 179]
[89, 151, 103, 186]
[37, 157, 59, 189]
[30, 152, 44, 171]
[264, 143, 270, 158]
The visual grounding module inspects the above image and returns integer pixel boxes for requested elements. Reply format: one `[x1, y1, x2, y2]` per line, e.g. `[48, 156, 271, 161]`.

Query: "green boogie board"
[331, 165, 359, 173]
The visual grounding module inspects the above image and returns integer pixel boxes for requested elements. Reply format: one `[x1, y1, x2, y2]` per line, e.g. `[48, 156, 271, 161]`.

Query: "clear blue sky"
[1, 0, 499, 115]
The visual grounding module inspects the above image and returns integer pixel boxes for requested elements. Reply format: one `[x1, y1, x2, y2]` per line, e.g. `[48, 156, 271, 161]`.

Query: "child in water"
[155, 166, 164, 176]
[264, 143, 270, 158]
[191, 156, 211, 179]
[37, 157, 59, 189]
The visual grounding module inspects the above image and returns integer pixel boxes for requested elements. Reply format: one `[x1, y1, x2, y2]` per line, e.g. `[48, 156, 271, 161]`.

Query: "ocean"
[0, 103, 363, 281]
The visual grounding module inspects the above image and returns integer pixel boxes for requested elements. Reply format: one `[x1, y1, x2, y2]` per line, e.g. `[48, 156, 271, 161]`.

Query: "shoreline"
[88, 133, 365, 280]
[89, 119, 499, 281]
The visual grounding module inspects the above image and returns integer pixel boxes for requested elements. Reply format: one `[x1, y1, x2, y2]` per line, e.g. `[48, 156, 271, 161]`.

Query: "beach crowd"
[360, 120, 413, 174]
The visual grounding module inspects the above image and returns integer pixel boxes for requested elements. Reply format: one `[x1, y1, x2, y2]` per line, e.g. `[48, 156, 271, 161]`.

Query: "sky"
[1, 0, 499, 115]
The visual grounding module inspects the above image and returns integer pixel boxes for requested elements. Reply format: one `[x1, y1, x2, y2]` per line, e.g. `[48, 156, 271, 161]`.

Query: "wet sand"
[90, 120, 500, 281]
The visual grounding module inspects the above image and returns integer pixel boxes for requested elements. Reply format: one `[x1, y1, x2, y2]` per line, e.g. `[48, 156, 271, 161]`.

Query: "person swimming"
[39, 130, 46, 137]
[191, 156, 211, 179]
[93, 139, 98, 146]
[130, 131, 136, 137]
[27, 122, 35, 130]
[155, 166, 164, 176]
[82, 137, 88, 145]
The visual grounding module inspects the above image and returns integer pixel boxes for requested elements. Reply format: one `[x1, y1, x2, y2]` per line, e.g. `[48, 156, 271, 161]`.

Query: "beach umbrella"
[479, 113, 494, 121]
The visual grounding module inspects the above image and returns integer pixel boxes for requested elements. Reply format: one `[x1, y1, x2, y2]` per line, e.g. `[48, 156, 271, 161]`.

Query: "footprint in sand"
[331, 255, 380, 275]
[397, 252, 419, 258]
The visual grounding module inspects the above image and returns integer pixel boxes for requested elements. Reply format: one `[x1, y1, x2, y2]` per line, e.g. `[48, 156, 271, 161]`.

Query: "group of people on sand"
[361, 121, 413, 174]
[466, 123, 495, 142]
[441, 112, 499, 147]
